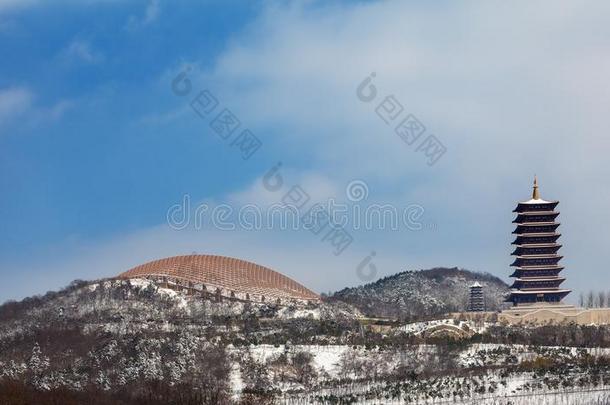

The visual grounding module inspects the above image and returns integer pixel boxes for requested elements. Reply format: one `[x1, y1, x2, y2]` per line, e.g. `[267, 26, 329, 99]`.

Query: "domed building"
[117, 254, 320, 305]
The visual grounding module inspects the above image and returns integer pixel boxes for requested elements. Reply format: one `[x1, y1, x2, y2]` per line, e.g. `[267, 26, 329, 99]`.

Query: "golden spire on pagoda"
[532, 175, 540, 200]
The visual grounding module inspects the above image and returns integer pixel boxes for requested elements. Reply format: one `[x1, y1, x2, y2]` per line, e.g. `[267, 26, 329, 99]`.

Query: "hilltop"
[329, 267, 510, 319]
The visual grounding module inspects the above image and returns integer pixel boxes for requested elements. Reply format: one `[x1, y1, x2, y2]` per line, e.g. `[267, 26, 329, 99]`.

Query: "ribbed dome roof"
[118, 254, 319, 301]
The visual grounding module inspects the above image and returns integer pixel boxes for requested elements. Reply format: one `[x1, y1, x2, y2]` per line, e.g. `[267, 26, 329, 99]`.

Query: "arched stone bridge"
[419, 323, 474, 339]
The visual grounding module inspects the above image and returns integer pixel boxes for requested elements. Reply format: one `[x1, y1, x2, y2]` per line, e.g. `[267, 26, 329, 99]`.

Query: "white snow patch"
[127, 278, 154, 289]
[277, 307, 321, 320]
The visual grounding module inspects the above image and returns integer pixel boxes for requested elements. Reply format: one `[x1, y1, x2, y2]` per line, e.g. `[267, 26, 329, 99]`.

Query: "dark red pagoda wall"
[515, 214, 559, 223]
[514, 202, 558, 212]
[512, 246, 561, 255]
[511, 280, 565, 289]
[510, 269, 563, 278]
[508, 292, 569, 305]
[511, 257, 562, 267]
[513, 234, 560, 245]
[513, 224, 560, 234]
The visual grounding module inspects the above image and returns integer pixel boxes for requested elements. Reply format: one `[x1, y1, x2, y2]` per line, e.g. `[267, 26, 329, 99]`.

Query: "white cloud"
[0, 0, 123, 15]
[5, 1, 610, 302]
[126, 0, 160, 30]
[201, 1, 610, 179]
[38, 99, 73, 122]
[0, 87, 33, 127]
[0, 222, 409, 302]
[142, 0, 159, 24]
[0, 86, 72, 132]
[62, 39, 104, 64]
[184, 0, 610, 300]
[0, 0, 37, 14]
[228, 170, 343, 208]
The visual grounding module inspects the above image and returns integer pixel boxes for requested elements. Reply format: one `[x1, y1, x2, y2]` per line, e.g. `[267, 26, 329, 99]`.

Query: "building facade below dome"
[117, 254, 320, 305]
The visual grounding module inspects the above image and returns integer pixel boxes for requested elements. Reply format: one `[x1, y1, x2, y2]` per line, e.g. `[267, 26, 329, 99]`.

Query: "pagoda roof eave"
[513, 243, 561, 248]
[513, 222, 558, 226]
[510, 232, 561, 238]
[512, 234, 561, 244]
[513, 203, 559, 213]
[513, 229, 559, 235]
[514, 222, 560, 226]
[514, 198, 559, 206]
[508, 289, 571, 295]
[515, 211, 560, 216]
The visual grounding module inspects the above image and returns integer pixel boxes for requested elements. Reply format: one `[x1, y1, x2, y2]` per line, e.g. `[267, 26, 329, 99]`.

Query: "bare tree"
[598, 291, 607, 308]
[337, 348, 365, 379]
[291, 351, 317, 387]
[579, 292, 585, 308]
[587, 291, 595, 308]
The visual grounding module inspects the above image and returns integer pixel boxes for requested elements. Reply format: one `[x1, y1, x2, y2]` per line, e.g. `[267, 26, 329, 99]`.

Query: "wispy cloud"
[3, 1, 610, 304]
[38, 99, 73, 122]
[171, 0, 610, 303]
[193, 0, 610, 211]
[61, 39, 104, 64]
[0, 218, 410, 303]
[0, 0, 37, 14]
[0, 86, 72, 132]
[0, 0, 124, 15]
[0, 87, 33, 127]
[125, 0, 160, 30]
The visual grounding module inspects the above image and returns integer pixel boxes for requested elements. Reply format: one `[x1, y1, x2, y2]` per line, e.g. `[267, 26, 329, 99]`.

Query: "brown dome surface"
[118, 254, 319, 302]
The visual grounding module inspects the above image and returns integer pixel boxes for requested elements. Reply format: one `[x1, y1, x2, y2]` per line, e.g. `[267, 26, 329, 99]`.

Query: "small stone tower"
[468, 282, 485, 312]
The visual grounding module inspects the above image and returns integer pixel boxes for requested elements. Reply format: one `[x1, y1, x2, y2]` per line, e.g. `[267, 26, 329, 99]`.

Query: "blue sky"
[1, 0, 610, 303]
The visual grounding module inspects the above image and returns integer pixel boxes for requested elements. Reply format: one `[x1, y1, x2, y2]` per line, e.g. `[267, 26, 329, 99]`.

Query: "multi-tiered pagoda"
[507, 178, 571, 306]
[468, 282, 485, 312]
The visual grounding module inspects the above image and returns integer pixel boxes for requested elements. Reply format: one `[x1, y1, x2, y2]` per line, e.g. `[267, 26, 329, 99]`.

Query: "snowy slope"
[330, 267, 509, 319]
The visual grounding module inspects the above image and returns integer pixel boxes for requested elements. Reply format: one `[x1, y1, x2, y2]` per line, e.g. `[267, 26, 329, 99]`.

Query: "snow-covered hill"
[330, 267, 510, 319]
[2, 276, 610, 404]
[0, 277, 359, 403]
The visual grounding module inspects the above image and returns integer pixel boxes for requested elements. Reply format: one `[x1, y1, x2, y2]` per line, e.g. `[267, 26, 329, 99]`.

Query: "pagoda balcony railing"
[515, 275, 566, 283]
[508, 294, 564, 304]
[512, 281, 565, 289]
[519, 287, 558, 294]
[515, 262, 564, 267]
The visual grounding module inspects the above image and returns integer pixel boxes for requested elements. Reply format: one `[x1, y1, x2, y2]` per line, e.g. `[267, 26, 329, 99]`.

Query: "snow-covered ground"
[227, 343, 610, 404]
[277, 373, 610, 405]
[396, 318, 490, 335]
[276, 306, 321, 320]
[228, 344, 350, 384]
[4, 278, 610, 404]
